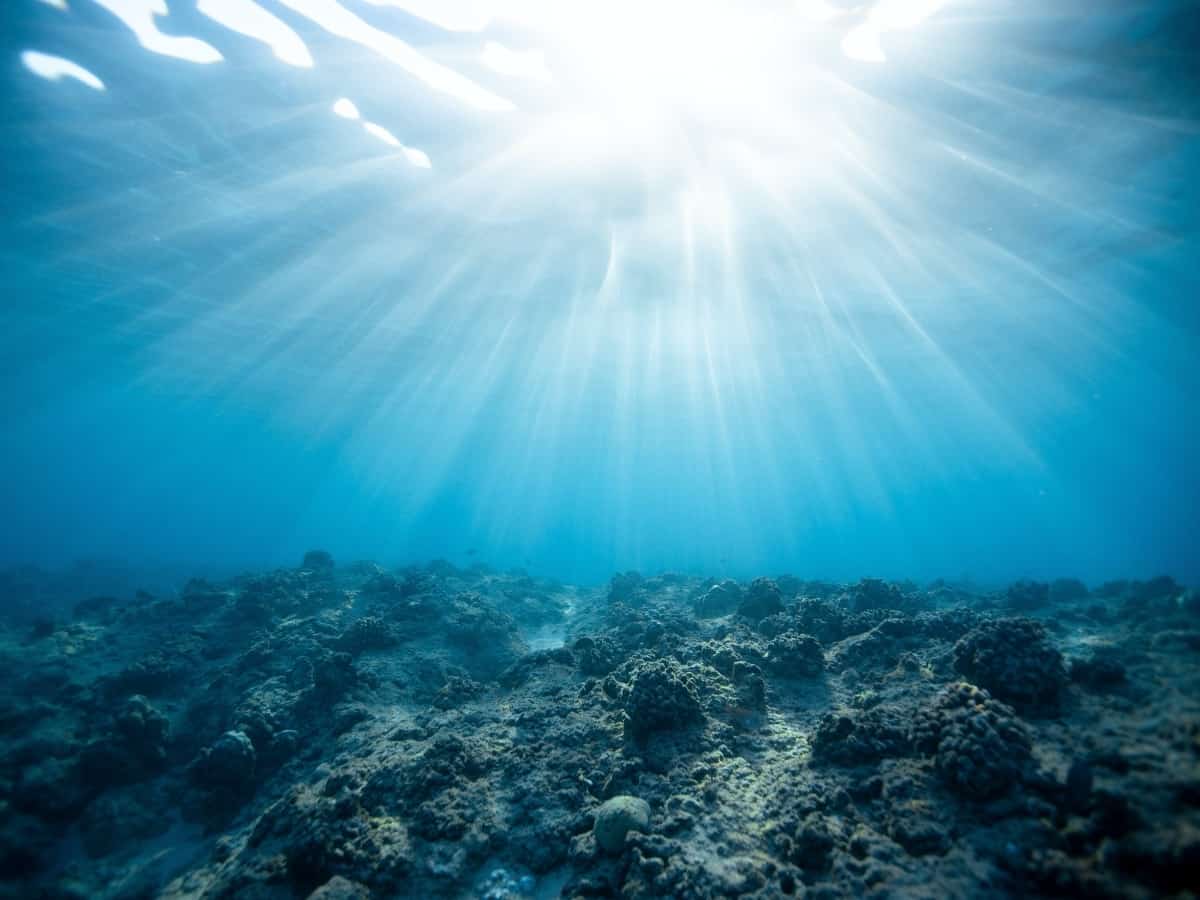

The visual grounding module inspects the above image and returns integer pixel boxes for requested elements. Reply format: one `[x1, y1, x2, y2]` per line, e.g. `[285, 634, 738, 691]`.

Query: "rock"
[302, 550, 335, 572]
[337, 616, 395, 654]
[911, 682, 1032, 800]
[845, 578, 907, 613]
[789, 812, 835, 870]
[573, 636, 619, 676]
[593, 795, 651, 853]
[332, 706, 372, 735]
[442, 593, 528, 680]
[114, 695, 169, 760]
[433, 674, 485, 709]
[312, 651, 357, 699]
[915, 608, 981, 641]
[886, 800, 949, 856]
[623, 658, 705, 739]
[477, 866, 537, 899]
[608, 571, 644, 604]
[190, 730, 256, 792]
[289, 656, 316, 690]
[825, 618, 918, 673]
[252, 783, 413, 892]
[79, 695, 169, 789]
[1005, 579, 1050, 611]
[764, 632, 824, 677]
[306, 875, 371, 900]
[105, 651, 192, 698]
[732, 660, 767, 712]
[790, 598, 848, 643]
[233, 575, 290, 622]
[953, 617, 1066, 708]
[738, 578, 784, 621]
[694, 580, 742, 618]
[812, 708, 909, 766]
[266, 729, 301, 766]
[499, 647, 575, 689]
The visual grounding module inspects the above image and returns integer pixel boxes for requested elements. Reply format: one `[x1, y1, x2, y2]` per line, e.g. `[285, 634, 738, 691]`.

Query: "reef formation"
[0, 559, 1197, 899]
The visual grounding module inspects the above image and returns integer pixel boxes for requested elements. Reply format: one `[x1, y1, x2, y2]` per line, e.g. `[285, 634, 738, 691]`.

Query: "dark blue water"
[2, 0, 1198, 585]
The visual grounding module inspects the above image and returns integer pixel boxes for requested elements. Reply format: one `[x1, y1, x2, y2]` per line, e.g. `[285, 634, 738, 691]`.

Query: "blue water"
[2, 0, 1198, 586]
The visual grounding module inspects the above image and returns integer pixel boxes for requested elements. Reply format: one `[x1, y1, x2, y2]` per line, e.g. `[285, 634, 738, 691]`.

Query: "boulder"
[593, 795, 651, 853]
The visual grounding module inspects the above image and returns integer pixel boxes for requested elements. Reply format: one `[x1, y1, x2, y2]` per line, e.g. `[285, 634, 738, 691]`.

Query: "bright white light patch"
[842, 25, 885, 63]
[491, 0, 779, 138]
[359, 120, 432, 168]
[332, 97, 360, 119]
[197, 0, 313, 68]
[91, 0, 223, 64]
[21, 50, 105, 89]
[870, 0, 951, 31]
[363, 121, 400, 147]
[275, 0, 514, 111]
[797, 0, 841, 23]
[481, 41, 551, 82]
[37, 0, 69, 10]
[401, 146, 432, 169]
[842, 0, 951, 63]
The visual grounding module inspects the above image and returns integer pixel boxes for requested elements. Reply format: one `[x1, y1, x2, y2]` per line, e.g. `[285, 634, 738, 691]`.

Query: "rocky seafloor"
[2, 557, 1198, 899]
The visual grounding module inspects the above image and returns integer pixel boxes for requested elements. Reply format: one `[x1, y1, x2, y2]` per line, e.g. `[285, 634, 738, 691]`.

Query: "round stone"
[593, 795, 651, 853]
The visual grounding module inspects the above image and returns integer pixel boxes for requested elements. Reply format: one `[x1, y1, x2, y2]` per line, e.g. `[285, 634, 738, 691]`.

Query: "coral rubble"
[0, 561, 1195, 899]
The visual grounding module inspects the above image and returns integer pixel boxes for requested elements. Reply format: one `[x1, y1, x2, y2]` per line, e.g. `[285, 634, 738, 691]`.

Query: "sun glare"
[509, 1, 779, 130]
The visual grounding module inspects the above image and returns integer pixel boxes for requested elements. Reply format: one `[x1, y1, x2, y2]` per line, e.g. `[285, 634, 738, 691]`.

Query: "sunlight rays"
[13, 0, 1193, 575]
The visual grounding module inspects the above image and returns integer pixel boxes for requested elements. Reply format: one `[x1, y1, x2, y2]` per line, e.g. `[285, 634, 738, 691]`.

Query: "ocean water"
[2, 2, 1198, 585]
[4, 5, 1200, 899]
